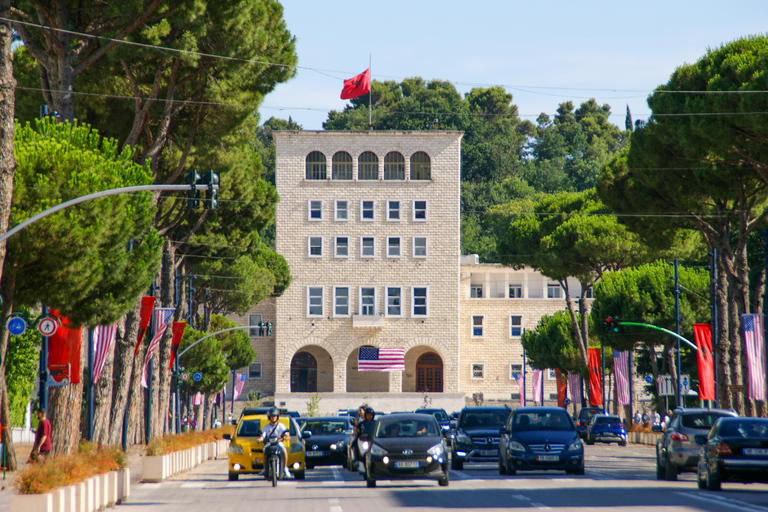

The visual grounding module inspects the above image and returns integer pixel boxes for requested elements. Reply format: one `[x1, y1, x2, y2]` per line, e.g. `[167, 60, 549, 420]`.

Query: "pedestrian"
[29, 407, 51, 464]
[642, 410, 650, 427]
[653, 410, 661, 424]
[634, 411, 642, 425]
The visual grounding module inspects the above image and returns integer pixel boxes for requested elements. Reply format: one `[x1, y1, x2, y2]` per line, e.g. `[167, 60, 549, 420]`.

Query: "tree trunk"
[205, 394, 215, 429]
[107, 303, 141, 445]
[48, 331, 85, 455]
[0, 265, 17, 469]
[153, 240, 176, 437]
[126, 337, 147, 446]
[0, 7, 16, 287]
[727, 274, 744, 415]
[716, 249, 731, 409]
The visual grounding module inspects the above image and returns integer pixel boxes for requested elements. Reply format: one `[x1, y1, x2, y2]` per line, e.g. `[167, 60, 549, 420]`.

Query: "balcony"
[352, 315, 384, 328]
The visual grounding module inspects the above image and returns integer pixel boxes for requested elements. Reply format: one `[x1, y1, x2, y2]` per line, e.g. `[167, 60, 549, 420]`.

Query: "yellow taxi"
[224, 414, 308, 480]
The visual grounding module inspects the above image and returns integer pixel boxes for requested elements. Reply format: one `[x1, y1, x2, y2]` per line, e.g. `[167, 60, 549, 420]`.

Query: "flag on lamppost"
[133, 296, 156, 358]
[532, 369, 543, 403]
[511, 372, 525, 406]
[92, 323, 118, 384]
[742, 314, 766, 401]
[567, 372, 582, 404]
[228, 373, 247, 411]
[141, 308, 175, 388]
[588, 348, 603, 406]
[693, 323, 715, 401]
[613, 351, 630, 405]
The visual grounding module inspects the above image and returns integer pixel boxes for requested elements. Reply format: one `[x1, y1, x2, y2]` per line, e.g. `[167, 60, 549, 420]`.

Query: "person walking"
[29, 408, 51, 463]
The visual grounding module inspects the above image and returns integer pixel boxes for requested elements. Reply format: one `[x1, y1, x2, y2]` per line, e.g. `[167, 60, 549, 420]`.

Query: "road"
[120, 444, 768, 511]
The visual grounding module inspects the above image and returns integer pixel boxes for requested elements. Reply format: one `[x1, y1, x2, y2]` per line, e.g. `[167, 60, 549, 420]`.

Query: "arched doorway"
[291, 351, 317, 392]
[416, 352, 443, 392]
[346, 346, 389, 392]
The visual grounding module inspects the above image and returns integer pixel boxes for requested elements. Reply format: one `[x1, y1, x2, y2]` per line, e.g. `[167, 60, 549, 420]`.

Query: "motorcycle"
[263, 432, 287, 487]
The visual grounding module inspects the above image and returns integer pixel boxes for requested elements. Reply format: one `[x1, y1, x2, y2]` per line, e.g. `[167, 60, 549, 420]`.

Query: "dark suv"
[574, 406, 606, 439]
[451, 406, 511, 469]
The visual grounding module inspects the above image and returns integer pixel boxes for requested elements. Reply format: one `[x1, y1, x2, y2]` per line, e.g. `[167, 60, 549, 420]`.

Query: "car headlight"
[427, 443, 444, 456]
[568, 439, 583, 451]
[508, 441, 526, 452]
[360, 441, 370, 452]
[229, 444, 244, 455]
[331, 440, 345, 450]
[456, 432, 471, 444]
[370, 444, 387, 456]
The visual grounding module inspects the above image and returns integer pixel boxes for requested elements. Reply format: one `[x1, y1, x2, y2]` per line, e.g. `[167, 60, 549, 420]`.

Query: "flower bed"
[145, 426, 234, 456]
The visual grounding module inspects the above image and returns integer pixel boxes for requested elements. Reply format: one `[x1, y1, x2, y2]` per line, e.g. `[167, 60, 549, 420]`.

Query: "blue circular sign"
[192, 372, 202, 382]
[7, 316, 26, 336]
[563, 398, 571, 406]
[645, 375, 653, 384]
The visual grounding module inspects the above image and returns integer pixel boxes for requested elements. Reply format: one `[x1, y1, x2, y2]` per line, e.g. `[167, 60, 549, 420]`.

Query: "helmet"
[364, 407, 375, 419]
[267, 407, 280, 419]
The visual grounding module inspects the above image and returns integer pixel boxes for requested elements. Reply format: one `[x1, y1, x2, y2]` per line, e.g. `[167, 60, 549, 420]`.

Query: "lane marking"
[180, 482, 205, 488]
[332, 468, 344, 481]
[677, 491, 768, 512]
[329, 496, 343, 512]
[511, 494, 530, 501]
[530, 503, 551, 510]
[451, 470, 468, 480]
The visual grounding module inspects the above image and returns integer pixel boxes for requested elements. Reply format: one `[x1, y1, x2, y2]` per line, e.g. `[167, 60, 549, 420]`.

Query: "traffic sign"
[6, 316, 26, 336]
[37, 316, 60, 336]
[656, 374, 690, 396]
[563, 398, 571, 406]
[181, 372, 190, 381]
[192, 372, 202, 382]
[645, 375, 653, 384]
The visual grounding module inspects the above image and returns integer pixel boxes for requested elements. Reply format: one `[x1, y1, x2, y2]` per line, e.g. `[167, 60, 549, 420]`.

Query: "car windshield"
[580, 409, 603, 420]
[514, 411, 572, 431]
[376, 418, 439, 438]
[459, 411, 508, 429]
[301, 420, 348, 435]
[430, 411, 449, 421]
[236, 419, 262, 437]
[596, 416, 621, 424]
[719, 420, 768, 438]
[681, 412, 731, 429]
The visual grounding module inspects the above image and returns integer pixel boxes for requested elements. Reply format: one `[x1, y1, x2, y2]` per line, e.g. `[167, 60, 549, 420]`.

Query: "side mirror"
[443, 430, 454, 440]
[223, 434, 231, 440]
[303, 431, 312, 439]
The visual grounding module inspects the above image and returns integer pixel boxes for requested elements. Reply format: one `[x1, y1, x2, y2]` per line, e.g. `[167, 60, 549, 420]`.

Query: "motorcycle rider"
[257, 407, 291, 478]
[354, 407, 376, 468]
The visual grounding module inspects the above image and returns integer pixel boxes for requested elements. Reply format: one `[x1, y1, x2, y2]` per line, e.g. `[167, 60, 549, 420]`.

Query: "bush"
[143, 426, 235, 456]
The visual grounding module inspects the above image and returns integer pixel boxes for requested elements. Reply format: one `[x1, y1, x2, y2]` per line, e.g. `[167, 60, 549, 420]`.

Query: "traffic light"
[604, 316, 621, 333]
[266, 321, 273, 336]
[184, 170, 219, 209]
[185, 170, 201, 209]
[201, 170, 220, 209]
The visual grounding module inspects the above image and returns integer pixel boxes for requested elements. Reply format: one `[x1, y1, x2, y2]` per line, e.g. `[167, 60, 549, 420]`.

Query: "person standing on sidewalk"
[29, 408, 51, 463]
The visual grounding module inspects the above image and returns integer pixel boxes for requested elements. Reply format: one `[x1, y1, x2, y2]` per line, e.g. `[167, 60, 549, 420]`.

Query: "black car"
[451, 406, 511, 469]
[418, 408, 452, 433]
[499, 407, 584, 475]
[574, 406, 606, 440]
[697, 417, 768, 490]
[362, 413, 449, 487]
[298, 416, 355, 469]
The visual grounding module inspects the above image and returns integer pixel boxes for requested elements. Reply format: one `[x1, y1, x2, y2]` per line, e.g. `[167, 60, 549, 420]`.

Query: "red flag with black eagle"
[555, 369, 567, 407]
[168, 321, 187, 371]
[588, 348, 603, 406]
[48, 311, 82, 385]
[340, 68, 370, 100]
[693, 323, 716, 401]
[133, 296, 156, 357]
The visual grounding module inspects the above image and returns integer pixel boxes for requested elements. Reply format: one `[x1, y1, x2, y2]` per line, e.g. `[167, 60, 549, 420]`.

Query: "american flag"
[511, 372, 525, 406]
[568, 372, 581, 404]
[743, 314, 766, 401]
[141, 308, 175, 388]
[92, 323, 117, 384]
[193, 392, 203, 406]
[358, 347, 405, 372]
[532, 369, 543, 403]
[229, 373, 247, 410]
[613, 351, 630, 405]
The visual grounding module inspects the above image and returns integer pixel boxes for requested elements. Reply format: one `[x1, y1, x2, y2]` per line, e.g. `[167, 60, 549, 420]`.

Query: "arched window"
[384, 152, 405, 180]
[416, 352, 443, 392]
[410, 151, 431, 180]
[332, 151, 353, 180]
[306, 151, 327, 180]
[358, 151, 379, 180]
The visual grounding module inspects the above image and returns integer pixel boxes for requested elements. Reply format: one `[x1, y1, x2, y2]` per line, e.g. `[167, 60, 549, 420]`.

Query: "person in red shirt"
[30, 408, 51, 463]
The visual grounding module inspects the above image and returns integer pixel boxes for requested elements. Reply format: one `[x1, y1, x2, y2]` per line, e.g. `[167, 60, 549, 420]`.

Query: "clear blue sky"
[259, 0, 768, 130]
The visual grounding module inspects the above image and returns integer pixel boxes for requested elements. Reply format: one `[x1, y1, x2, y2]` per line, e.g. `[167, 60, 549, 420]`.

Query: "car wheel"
[306, 464, 314, 470]
[697, 466, 707, 490]
[664, 458, 678, 481]
[656, 450, 666, 480]
[619, 441, 627, 447]
[573, 465, 585, 476]
[451, 456, 463, 470]
[294, 470, 305, 480]
[366, 478, 376, 488]
[585, 436, 594, 446]
[706, 468, 721, 491]
[498, 456, 507, 475]
[228, 472, 238, 481]
[438, 473, 449, 487]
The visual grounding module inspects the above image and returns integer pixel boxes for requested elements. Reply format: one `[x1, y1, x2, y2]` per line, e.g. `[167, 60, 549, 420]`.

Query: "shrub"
[143, 426, 235, 456]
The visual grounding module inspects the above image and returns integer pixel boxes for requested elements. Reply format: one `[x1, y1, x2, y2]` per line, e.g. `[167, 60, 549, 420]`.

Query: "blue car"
[585, 414, 627, 446]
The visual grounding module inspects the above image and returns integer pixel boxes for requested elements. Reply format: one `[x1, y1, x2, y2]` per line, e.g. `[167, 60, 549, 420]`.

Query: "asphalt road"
[118, 444, 768, 511]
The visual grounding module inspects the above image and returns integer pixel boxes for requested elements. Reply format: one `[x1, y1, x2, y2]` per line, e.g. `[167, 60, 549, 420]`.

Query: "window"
[360, 287, 376, 315]
[308, 236, 323, 257]
[413, 200, 427, 221]
[360, 237, 375, 257]
[412, 286, 428, 317]
[410, 151, 431, 180]
[332, 151, 353, 180]
[585, 286, 594, 299]
[547, 369, 557, 380]
[387, 200, 400, 221]
[471, 285, 483, 298]
[308, 199, 323, 221]
[358, 151, 378, 180]
[306, 151, 326, 179]
[413, 236, 427, 258]
[307, 286, 324, 317]
[471, 363, 484, 379]
[334, 286, 350, 317]
[510, 364, 523, 380]
[387, 237, 401, 258]
[335, 236, 349, 258]
[547, 284, 562, 299]
[386, 287, 402, 316]
[335, 200, 349, 221]
[360, 200, 375, 221]
[472, 315, 484, 337]
[249, 363, 262, 379]
[510, 315, 523, 337]
[509, 284, 522, 298]
[248, 313, 263, 337]
[384, 151, 405, 180]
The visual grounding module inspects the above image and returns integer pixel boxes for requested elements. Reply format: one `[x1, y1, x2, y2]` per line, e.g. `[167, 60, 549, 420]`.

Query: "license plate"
[480, 450, 498, 456]
[744, 448, 768, 456]
[536, 455, 559, 462]
[306, 451, 325, 457]
[394, 460, 420, 469]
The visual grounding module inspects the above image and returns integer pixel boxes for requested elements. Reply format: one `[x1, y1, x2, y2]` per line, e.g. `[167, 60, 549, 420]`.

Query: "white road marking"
[529, 503, 551, 510]
[180, 482, 205, 488]
[451, 470, 469, 480]
[511, 494, 530, 501]
[329, 497, 343, 512]
[332, 467, 344, 481]
[677, 491, 768, 512]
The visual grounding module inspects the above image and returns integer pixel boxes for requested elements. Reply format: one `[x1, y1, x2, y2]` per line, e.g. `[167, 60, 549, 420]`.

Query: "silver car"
[655, 407, 737, 480]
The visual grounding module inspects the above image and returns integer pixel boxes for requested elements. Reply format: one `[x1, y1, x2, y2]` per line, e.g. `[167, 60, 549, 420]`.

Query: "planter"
[142, 455, 167, 483]
[10, 493, 53, 512]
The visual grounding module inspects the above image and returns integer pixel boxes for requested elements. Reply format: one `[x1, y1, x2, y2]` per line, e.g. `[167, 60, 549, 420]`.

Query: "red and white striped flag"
[511, 372, 525, 406]
[228, 373, 247, 410]
[567, 372, 581, 404]
[92, 323, 118, 384]
[613, 351, 630, 405]
[193, 392, 203, 406]
[532, 369, 543, 403]
[742, 314, 766, 401]
[357, 347, 405, 371]
[141, 308, 175, 388]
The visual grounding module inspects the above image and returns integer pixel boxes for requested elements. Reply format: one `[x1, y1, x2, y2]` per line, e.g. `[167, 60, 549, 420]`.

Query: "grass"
[145, 426, 235, 456]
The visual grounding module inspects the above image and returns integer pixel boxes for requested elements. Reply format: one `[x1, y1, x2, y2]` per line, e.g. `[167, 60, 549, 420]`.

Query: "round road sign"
[7, 316, 26, 336]
[563, 398, 571, 406]
[192, 372, 202, 382]
[645, 375, 653, 384]
[181, 372, 190, 381]
[37, 316, 60, 336]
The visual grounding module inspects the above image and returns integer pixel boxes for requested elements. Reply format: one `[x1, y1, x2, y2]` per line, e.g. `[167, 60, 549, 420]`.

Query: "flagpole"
[368, 54, 372, 127]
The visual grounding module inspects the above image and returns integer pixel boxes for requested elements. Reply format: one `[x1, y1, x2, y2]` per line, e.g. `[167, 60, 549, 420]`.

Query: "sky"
[258, 0, 768, 131]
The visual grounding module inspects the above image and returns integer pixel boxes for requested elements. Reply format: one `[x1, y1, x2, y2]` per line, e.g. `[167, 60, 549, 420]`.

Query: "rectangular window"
[308, 199, 323, 221]
[387, 237, 401, 258]
[413, 200, 427, 221]
[509, 285, 522, 298]
[387, 200, 400, 221]
[307, 286, 323, 317]
[361, 200, 375, 221]
[510, 364, 523, 380]
[547, 284, 562, 299]
[248, 313, 263, 337]
[413, 236, 427, 258]
[472, 363, 484, 379]
[334, 286, 350, 317]
[308, 236, 323, 257]
[361, 237, 375, 258]
[335, 200, 349, 221]
[510, 315, 523, 337]
[249, 363, 262, 379]
[386, 287, 402, 317]
[335, 236, 349, 258]
[471, 285, 483, 298]
[360, 287, 376, 315]
[412, 286, 428, 317]
[585, 286, 594, 299]
[547, 369, 557, 380]
[472, 315, 484, 337]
